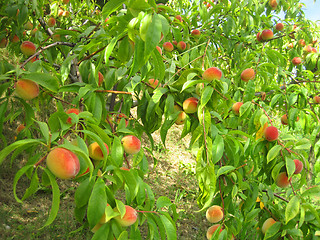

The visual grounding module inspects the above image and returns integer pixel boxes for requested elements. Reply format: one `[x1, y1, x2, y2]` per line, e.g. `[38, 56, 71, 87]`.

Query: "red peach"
[114, 205, 138, 227]
[174, 105, 187, 125]
[202, 67, 222, 81]
[261, 29, 274, 41]
[46, 148, 80, 179]
[232, 102, 243, 116]
[264, 126, 278, 141]
[256, 32, 262, 42]
[292, 57, 301, 66]
[156, 46, 162, 55]
[10, 34, 19, 43]
[287, 43, 294, 49]
[191, 29, 201, 37]
[31, 28, 38, 37]
[58, 9, 64, 17]
[24, 21, 33, 30]
[275, 23, 284, 31]
[304, 45, 312, 53]
[121, 135, 141, 155]
[206, 205, 224, 223]
[88, 142, 109, 161]
[174, 15, 182, 22]
[114, 113, 129, 127]
[275, 172, 291, 188]
[172, 40, 178, 46]
[314, 96, 320, 103]
[312, 47, 317, 53]
[177, 41, 186, 51]
[98, 72, 104, 86]
[66, 108, 80, 124]
[47, 17, 56, 27]
[20, 41, 36, 56]
[281, 114, 288, 125]
[163, 42, 174, 52]
[16, 124, 25, 135]
[269, 0, 278, 10]
[206, 224, 223, 240]
[293, 159, 303, 174]
[298, 39, 306, 47]
[241, 68, 255, 82]
[148, 78, 160, 89]
[183, 97, 198, 114]
[15, 79, 39, 100]
[0, 38, 8, 48]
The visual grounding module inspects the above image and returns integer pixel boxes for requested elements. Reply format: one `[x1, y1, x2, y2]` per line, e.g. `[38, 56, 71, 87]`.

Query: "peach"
[206, 224, 223, 240]
[183, 97, 198, 114]
[0, 38, 8, 48]
[191, 29, 201, 37]
[114, 113, 129, 127]
[314, 96, 320, 103]
[66, 108, 80, 124]
[281, 114, 288, 125]
[304, 45, 312, 53]
[172, 40, 178, 46]
[232, 102, 243, 116]
[174, 105, 187, 125]
[196, 83, 205, 96]
[206, 205, 224, 223]
[52, 34, 61, 42]
[241, 68, 255, 82]
[264, 126, 278, 141]
[312, 47, 317, 53]
[88, 142, 109, 161]
[31, 28, 38, 37]
[120, 167, 130, 171]
[24, 21, 33, 30]
[261, 29, 273, 41]
[292, 57, 301, 66]
[10, 34, 19, 43]
[293, 159, 303, 174]
[114, 205, 138, 227]
[47, 17, 56, 27]
[156, 46, 162, 55]
[275, 23, 284, 31]
[148, 78, 160, 89]
[276, 172, 291, 188]
[121, 135, 141, 155]
[58, 9, 64, 17]
[287, 43, 294, 49]
[269, 0, 278, 10]
[298, 39, 306, 47]
[256, 32, 262, 42]
[177, 41, 186, 51]
[46, 148, 80, 179]
[20, 41, 36, 56]
[98, 72, 104, 86]
[174, 15, 182, 23]
[16, 124, 25, 135]
[63, 0, 70, 4]
[262, 218, 276, 234]
[15, 79, 39, 100]
[163, 42, 174, 52]
[202, 67, 222, 81]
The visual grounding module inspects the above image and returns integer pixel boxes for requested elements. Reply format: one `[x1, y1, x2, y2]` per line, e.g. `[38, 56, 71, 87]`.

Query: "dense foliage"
[1, 0, 320, 239]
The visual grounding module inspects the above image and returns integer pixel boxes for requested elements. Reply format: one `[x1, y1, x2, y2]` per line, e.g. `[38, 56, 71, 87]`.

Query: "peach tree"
[0, 0, 320, 239]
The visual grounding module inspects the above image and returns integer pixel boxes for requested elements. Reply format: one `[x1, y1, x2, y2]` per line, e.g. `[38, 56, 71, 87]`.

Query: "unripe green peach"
[264, 126, 278, 141]
[15, 79, 39, 100]
[241, 68, 255, 82]
[46, 148, 80, 179]
[232, 102, 243, 115]
[195, 83, 205, 96]
[206, 205, 224, 223]
[261, 29, 273, 41]
[114, 205, 138, 227]
[275, 172, 291, 188]
[206, 224, 223, 240]
[177, 41, 186, 51]
[121, 135, 141, 155]
[47, 17, 56, 27]
[293, 159, 303, 174]
[202, 67, 222, 81]
[163, 42, 174, 52]
[88, 142, 109, 161]
[66, 108, 80, 124]
[183, 97, 198, 114]
[262, 218, 276, 234]
[20, 41, 36, 56]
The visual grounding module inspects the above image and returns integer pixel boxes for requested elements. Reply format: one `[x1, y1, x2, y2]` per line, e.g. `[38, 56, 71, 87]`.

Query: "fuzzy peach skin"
[66, 108, 80, 124]
[16, 124, 25, 134]
[47, 17, 56, 27]
[15, 79, 39, 100]
[177, 41, 186, 51]
[88, 142, 109, 161]
[148, 78, 161, 88]
[114, 205, 138, 227]
[261, 29, 273, 41]
[206, 224, 223, 240]
[46, 148, 80, 179]
[191, 29, 201, 37]
[202, 67, 222, 81]
[293, 159, 303, 174]
[121, 135, 141, 155]
[163, 42, 174, 52]
[275, 172, 291, 188]
[206, 205, 224, 223]
[292, 57, 301, 66]
[232, 102, 243, 116]
[183, 97, 198, 114]
[264, 126, 278, 141]
[241, 68, 255, 82]
[262, 218, 276, 234]
[275, 22, 284, 31]
[174, 105, 187, 125]
[20, 41, 36, 56]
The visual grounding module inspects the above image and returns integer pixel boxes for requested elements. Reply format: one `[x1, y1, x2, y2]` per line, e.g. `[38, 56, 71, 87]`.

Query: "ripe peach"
[177, 41, 186, 51]
[148, 78, 160, 89]
[98, 72, 104, 86]
[31, 28, 38, 37]
[114, 205, 138, 227]
[312, 47, 317, 53]
[191, 29, 201, 37]
[47, 17, 56, 27]
[206, 205, 224, 223]
[304, 45, 312, 53]
[46, 148, 80, 179]
[156, 46, 162, 55]
[0, 38, 8, 48]
[276, 172, 291, 188]
[314, 96, 320, 103]
[206, 224, 223, 240]
[292, 57, 301, 66]
[183, 97, 198, 114]
[262, 218, 276, 234]
[16, 124, 25, 135]
[172, 40, 178, 46]
[287, 43, 294, 49]
[241, 68, 255, 82]
[275, 23, 284, 31]
[298, 39, 306, 47]
[264, 126, 278, 141]
[66, 108, 80, 124]
[293, 159, 303, 174]
[10, 34, 19, 43]
[121, 135, 141, 155]
[88, 142, 109, 161]
[174, 15, 182, 23]
[20, 41, 36, 56]
[163, 42, 174, 52]
[281, 114, 288, 125]
[15, 79, 39, 100]
[24, 21, 33, 30]
[269, 0, 278, 10]
[202, 67, 222, 81]
[232, 102, 243, 116]
[256, 32, 262, 42]
[174, 105, 187, 125]
[58, 9, 64, 17]
[114, 113, 129, 127]
[261, 29, 273, 41]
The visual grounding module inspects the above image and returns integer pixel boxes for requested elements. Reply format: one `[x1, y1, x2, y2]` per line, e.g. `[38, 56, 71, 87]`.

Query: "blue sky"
[301, 0, 320, 21]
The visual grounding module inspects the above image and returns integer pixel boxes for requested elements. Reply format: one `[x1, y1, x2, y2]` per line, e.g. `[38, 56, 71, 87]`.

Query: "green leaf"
[243, 79, 255, 102]
[294, 138, 311, 150]
[60, 55, 78, 84]
[267, 145, 282, 163]
[21, 72, 59, 92]
[217, 166, 235, 178]
[40, 168, 60, 229]
[102, 0, 126, 17]
[13, 165, 34, 203]
[200, 86, 214, 108]
[36, 121, 50, 144]
[264, 222, 281, 240]
[159, 214, 177, 240]
[152, 87, 168, 103]
[285, 196, 300, 224]
[301, 186, 320, 198]
[212, 135, 224, 164]
[285, 158, 295, 178]
[111, 136, 124, 167]
[21, 169, 39, 201]
[75, 177, 95, 208]
[144, 14, 162, 59]
[156, 196, 173, 209]
[104, 36, 120, 67]
[92, 222, 111, 240]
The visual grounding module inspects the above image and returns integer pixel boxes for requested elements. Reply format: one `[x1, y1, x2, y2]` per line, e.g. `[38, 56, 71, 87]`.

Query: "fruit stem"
[34, 153, 49, 167]
[124, 153, 131, 169]
[95, 90, 133, 95]
[251, 100, 273, 125]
